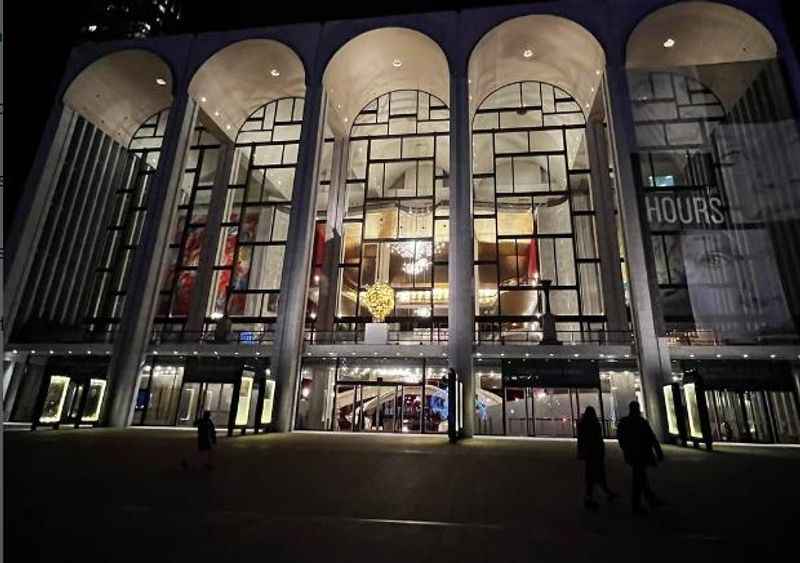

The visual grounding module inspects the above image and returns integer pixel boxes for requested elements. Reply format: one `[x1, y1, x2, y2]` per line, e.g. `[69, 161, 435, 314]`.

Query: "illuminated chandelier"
[395, 241, 432, 275]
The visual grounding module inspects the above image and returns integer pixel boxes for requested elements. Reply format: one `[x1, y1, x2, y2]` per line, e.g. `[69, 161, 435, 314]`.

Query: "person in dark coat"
[197, 410, 217, 469]
[617, 401, 664, 514]
[577, 406, 617, 510]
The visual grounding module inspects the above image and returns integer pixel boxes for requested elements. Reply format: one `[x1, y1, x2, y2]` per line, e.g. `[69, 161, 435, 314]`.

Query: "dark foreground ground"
[4, 428, 800, 562]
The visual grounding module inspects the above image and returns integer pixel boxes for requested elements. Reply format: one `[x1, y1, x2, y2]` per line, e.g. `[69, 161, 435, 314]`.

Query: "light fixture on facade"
[522, 48, 534, 59]
[270, 68, 280, 77]
[392, 58, 403, 68]
[155, 77, 167, 86]
[663, 38, 676, 48]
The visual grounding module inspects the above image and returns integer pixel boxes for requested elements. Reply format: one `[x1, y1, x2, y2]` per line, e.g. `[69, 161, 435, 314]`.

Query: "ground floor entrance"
[133, 357, 275, 433]
[664, 360, 800, 445]
[296, 357, 449, 433]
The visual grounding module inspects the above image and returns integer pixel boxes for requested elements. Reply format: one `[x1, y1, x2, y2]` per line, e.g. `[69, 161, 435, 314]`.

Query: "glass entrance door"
[333, 383, 428, 433]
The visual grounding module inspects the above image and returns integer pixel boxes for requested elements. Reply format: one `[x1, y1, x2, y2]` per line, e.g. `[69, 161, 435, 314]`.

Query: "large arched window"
[89, 108, 171, 328]
[209, 97, 305, 323]
[472, 81, 604, 335]
[336, 90, 450, 325]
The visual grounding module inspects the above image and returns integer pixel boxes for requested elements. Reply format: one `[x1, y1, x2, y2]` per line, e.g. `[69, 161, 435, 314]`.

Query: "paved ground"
[4, 428, 800, 562]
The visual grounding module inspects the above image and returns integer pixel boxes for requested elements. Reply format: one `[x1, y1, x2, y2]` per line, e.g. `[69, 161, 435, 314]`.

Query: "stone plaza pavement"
[5, 428, 800, 562]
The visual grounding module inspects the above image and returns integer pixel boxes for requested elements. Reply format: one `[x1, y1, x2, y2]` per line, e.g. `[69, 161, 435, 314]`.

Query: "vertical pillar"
[792, 363, 800, 409]
[3, 361, 26, 416]
[604, 63, 668, 440]
[585, 118, 628, 339]
[315, 138, 349, 337]
[4, 107, 76, 341]
[270, 83, 326, 432]
[185, 142, 236, 335]
[449, 66, 476, 437]
[106, 90, 198, 427]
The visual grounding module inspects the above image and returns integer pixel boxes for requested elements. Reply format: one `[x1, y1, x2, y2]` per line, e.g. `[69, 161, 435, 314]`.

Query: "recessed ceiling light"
[663, 38, 676, 48]
[226, 124, 231, 130]
[392, 58, 402, 68]
[522, 48, 534, 58]
[155, 77, 167, 86]
[200, 96, 207, 103]
[214, 110, 220, 117]
[270, 68, 280, 77]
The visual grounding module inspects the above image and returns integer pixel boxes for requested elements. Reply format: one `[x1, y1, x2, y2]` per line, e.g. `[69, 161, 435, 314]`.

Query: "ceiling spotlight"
[663, 38, 676, 48]
[522, 48, 534, 59]
[155, 77, 167, 86]
[270, 68, 280, 77]
[214, 110, 220, 117]
[392, 58, 403, 68]
[226, 124, 231, 130]
[200, 96, 207, 103]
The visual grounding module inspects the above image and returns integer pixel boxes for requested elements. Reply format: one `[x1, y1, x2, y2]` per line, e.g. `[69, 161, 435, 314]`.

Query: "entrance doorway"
[334, 383, 432, 433]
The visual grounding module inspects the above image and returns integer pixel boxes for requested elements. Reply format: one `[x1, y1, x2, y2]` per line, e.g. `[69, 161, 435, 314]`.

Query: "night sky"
[4, 1, 800, 239]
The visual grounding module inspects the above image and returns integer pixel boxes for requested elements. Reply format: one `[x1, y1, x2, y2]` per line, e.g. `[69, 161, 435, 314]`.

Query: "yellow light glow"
[364, 282, 395, 322]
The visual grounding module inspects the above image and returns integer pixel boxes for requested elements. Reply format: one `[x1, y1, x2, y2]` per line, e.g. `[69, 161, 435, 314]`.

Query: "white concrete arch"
[468, 15, 606, 116]
[63, 49, 173, 146]
[626, 1, 777, 69]
[189, 39, 306, 138]
[323, 27, 450, 137]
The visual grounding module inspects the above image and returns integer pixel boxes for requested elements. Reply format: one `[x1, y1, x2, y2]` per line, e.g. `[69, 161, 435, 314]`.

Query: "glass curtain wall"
[15, 109, 170, 341]
[207, 97, 305, 333]
[629, 63, 800, 344]
[336, 90, 450, 328]
[155, 119, 221, 329]
[472, 81, 605, 341]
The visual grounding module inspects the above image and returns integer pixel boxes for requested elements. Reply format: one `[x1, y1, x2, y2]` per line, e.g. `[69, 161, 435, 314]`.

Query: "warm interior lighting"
[392, 58, 403, 68]
[522, 48, 534, 58]
[155, 77, 167, 86]
[663, 38, 676, 48]
[270, 68, 280, 77]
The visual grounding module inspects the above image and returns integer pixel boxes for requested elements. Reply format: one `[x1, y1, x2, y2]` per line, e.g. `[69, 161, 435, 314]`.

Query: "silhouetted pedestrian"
[617, 401, 664, 515]
[197, 410, 217, 470]
[577, 406, 617, 510]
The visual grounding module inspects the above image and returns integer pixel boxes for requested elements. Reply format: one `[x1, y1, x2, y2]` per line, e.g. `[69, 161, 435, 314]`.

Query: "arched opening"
[468, 16, 636, 438]
[154, 40, 307, 337]
[295, 27, 451, 434]
[627, 2, 800, 444]
[14, 49, 174, 342]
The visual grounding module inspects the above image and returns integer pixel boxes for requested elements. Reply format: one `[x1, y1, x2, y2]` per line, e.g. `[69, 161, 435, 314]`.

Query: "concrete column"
[106, 91, 199, 427]
[315, 138, 349, 337]
[585, 119, 628, 340]
[449, 67, 476, 437]
[4, 107, 76, 342]
[603, 63, 669, 440]
[3, 361, 26, 417]
[270, 84, 327, 432]
[185, 142, 236, 335]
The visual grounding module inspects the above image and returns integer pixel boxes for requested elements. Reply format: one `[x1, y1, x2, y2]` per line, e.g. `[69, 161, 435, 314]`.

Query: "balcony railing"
[150, 328, 275, 345]
[665, 328, 800, 347]
[475, 324, 634, 346]
[305, 323, 449, 345]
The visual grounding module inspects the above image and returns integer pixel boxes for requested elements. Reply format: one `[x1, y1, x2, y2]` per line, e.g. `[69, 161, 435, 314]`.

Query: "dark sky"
[5, 1, 800, 238]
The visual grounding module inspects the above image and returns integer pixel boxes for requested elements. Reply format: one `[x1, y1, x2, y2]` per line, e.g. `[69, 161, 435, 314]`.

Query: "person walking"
[617, 401, 664, 515]
[197, 410, 217, 470]
[577, 406, 617, 510]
